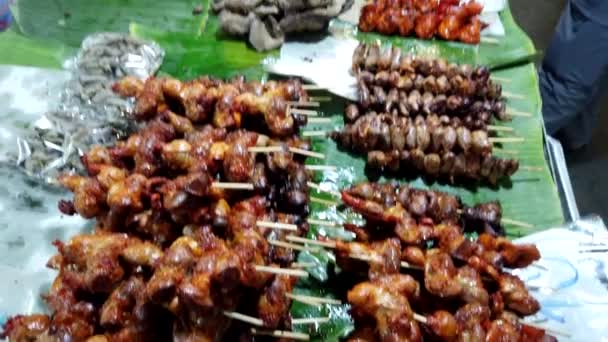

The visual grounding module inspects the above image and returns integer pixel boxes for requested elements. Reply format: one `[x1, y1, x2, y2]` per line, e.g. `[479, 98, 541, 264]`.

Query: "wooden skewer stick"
[501, 217, 535, 229]
[289, 147, 325, 159]
[308, 96, 331, 102]
[305, 165, 337, 171]
[286, 293, 342, 305]
[310, 196, 339, 206]
[307, 218, 341, 227]
[211, 182, 254, 190]
[254, 265, 309, 278]
[290, 108, 319, 116]
[307, 181, 341, 197]
[292, 317, 331, 325]
[487, 125, 514, 132]
[503, 91, 525, 100]
[302, 84, 324, 90]
[286, 294, 323, 307]
[256, 221, 298, 231]
[250, 328, 310, 341]
[306, 117, 333, 124]
[291, 262, 316, 268]
[490, 137, 525, 143]
[480, 36, 500, 44]
[286, 101, 320, 107]
[491, 76, 511, 83]
[249, 146, 284, 153]
[506, 109, 533, 117]
[268, 239, 321, 253]
[413, 313, 567, 338]
[520, 166, 544, 172]
[413, 313, 428, 324]
[301, 130, 328, 137]
[286, 235, 337, 248]
[223, 311, 264, 327]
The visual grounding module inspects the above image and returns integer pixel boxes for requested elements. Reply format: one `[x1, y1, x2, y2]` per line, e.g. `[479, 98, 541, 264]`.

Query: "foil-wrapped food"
[13, 33, 164, 183]
[212, 0, 354, 51]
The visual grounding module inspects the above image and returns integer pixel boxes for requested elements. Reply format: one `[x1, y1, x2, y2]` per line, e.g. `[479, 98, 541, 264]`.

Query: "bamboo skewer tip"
[254, 265, 309, 278]
[310, 196, 339, 206]
[289, 147, 325, 159]
[291, 317, 331, 325]
[223, 311, 265, 327]
[211, 182, 254, 190]
[306, 117, 333, 124]
[286, 293, 342, 305]
[250, 328, 310, 341]
[256, 221, 299, 231]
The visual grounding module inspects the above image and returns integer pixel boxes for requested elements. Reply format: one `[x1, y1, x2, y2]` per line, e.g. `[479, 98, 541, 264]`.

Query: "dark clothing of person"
[539, 0, 608, 149]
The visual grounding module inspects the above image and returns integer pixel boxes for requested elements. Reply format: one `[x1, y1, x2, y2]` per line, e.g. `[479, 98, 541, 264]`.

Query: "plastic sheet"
[10, 33, 164, 183]
[512, 215, 608, 340]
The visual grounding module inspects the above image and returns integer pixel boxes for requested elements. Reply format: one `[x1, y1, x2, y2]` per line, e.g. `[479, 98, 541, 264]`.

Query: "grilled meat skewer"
[332, 112, 493, 155]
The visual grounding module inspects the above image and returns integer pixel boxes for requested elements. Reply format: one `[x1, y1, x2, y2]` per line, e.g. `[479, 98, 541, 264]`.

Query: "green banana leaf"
[9, 0, 208, 47]
[349, 4, 536, 68]
[129, 23, 275, 80]
[0, 28, 74, 68]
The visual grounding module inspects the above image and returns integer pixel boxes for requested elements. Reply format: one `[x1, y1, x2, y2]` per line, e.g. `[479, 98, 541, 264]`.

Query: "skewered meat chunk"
[258, 274, 297, 328]
[348, 280, 422, 342]
[359, 0, 484, 45]
[332, 112, 494, 155]
[114, 76, 309, 137]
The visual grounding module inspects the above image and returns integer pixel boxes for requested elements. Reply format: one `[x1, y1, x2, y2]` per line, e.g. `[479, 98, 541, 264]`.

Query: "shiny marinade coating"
[357, 69, 502, 101]
[340, 181, 503, 230]
[357, 1, 484, 44]
[2, 202, 307, 342]
[332, 111, 492, 155]
[353, 42, 491, 81]
[365, 148, 518, 185]
[57, 112, 314, 246]
[344, 103, 490, 130]
[357, 79, 508, 122]
[113, 76, 310, 137]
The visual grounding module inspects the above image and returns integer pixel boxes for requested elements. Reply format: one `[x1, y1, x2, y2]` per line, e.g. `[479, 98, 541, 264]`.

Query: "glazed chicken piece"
[424, 249, 462, 298]
[257, 274, 298, 328]
[1, 314, 51, 341]
[348, 280, 422, 342]
[347, 325, 378, 342]
[57, 173, 106, 218]
[50, 232, 134, 293]
[478, 233, 541, 269]
[455, 303, 491, 341]
[496, 273, 541, 316]
[425, 310, 460, 340]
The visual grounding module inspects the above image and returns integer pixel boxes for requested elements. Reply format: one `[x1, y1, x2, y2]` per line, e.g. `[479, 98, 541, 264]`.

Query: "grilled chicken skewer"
[114, 76, 311, 137]
[358, 0, 485, 44]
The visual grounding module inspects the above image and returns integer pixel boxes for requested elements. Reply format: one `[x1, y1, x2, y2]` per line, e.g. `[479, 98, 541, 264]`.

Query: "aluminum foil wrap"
[14, 32, 164, 183]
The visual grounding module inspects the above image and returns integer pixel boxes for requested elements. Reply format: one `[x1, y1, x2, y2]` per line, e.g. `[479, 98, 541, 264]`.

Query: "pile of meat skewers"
[1, 76, 325, 341]
[299, 182, 554, 341]
[359, 0, 486, 44]
[330, 42, 519, 185]
[351, 42, 509, 124]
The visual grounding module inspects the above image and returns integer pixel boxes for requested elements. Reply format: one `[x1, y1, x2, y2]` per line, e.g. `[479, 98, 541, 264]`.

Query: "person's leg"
[539, 1, 608, 146]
